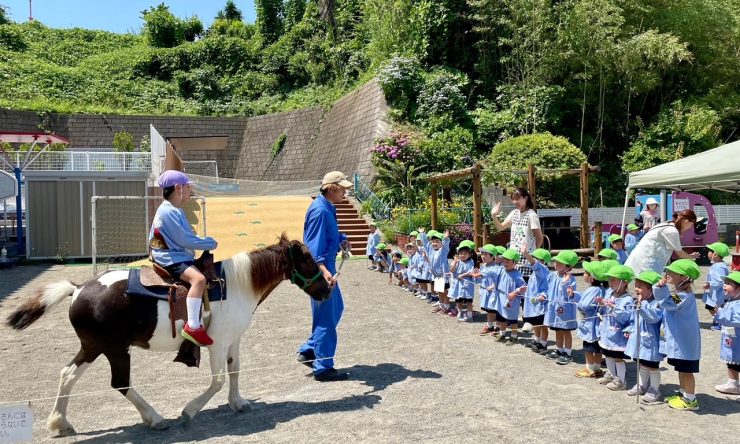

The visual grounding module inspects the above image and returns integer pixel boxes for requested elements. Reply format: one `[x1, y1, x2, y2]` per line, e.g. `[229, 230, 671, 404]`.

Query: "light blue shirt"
[654, 285, 701, 361]
[598, 293, 634, 351]
[543, 272, 578, 329]
[625, 232, 640, 255]
[616, 249, 628, 265]
[624, 299, 665, 362]
[450, 258, 475, 299]
[495, 268, 526, 320]
[421, 233, 450, 279]
[576, 286, 605, 343]
[148, 200, 217, 266]
[523, 260, 549, 318]
[365, 231, 380, 256]
[478, 263, 502, 310]
[716, 298, 740, 364]
[704, 261, 729, 308]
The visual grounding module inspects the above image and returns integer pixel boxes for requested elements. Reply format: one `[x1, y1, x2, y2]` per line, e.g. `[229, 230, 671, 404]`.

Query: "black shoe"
[314, 368, 350, 382]
[297, 350, 315, 368]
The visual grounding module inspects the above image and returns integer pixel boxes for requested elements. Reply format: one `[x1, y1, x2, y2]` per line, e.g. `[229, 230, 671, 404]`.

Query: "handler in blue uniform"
[297, 171, 353, 382]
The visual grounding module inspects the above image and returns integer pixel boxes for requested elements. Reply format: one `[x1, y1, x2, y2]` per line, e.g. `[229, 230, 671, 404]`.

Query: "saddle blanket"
[126, 263, 227, 302]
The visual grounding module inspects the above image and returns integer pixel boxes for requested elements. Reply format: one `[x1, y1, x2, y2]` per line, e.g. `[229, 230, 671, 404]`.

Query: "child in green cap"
[713, 272, 740, 397]
[654, 259, 702, 411]
[573, 261, 609, 378]
[625, 223, 641, 255]
[450, 240, 478, 322]
[704, 242, 730, 331]
[366, 224, 380, 270]
[624, 270, 665, 403]
[543, 250, 579, 364]
[521, 247, 552, 353]
[597, 265, 636, 391]
[475, 244, 502, 335]
[608, 234, 628, 264]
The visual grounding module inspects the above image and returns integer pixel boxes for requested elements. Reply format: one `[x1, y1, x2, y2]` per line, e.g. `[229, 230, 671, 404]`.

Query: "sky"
[1, 1, 257, 34]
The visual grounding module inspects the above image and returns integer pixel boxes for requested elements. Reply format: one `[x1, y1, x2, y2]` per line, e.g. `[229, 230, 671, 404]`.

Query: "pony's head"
[285, 238, 332, 301]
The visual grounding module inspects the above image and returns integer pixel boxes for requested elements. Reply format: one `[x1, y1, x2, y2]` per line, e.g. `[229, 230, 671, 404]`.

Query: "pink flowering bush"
[371, 132, 419, 163]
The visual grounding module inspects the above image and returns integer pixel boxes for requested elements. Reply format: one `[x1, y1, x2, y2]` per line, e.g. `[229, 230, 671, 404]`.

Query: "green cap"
[376, 243, 387, 250]
[480, 244, 496, 255]
[428, 230, 444, 240]
[627, 223, 639, 231]
[605, 264, 635, 282]
[399, 257, 409, 266]
[553, 250, 579, 267]
[608, 234, 623, 243]
[635, 270, 662, 286]
[598, 248, 618, 260]
[600, 259, 619, 273]
[495, 246, 507, 255]
[707, 242, 730, 258]
[456, 240, 476, 251]
[531, 248, 551, 262]
[582, 261, 607, 282]
[409, 230, 419, 237]
[501, 249, 521, 262]
[665, 259, 700, 280]
[723, 271, 740, 285]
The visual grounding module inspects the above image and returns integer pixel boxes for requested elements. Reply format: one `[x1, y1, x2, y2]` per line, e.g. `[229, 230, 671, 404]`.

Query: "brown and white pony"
[6, 235, 331, 436]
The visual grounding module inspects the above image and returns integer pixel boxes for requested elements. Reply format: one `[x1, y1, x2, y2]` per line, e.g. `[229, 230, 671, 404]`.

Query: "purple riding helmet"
[157, 170, 193, 188]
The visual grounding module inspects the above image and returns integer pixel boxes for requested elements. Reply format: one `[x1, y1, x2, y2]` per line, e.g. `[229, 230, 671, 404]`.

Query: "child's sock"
[511, 331, 518, 339]
[538, 338, 547, 347]
[590, 362, 601, 372]
[557, 347, 564, 353]
[684, 392, 696, 401]
[487, 321, 494, 328]
[186, 297, 202, 329]
[564, 348, 572, 356]
[443, 303, 450, 309]
[639, 367, 650, 388]
[615, 361, 626, 383]
[605, 357, 617, 377]
[649, 370, 661, 392]
[729, 378, 739, 387]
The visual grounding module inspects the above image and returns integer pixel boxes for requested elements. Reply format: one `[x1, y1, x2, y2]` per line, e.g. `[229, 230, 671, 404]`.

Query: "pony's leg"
[48, 348, 99, 436]
[104, 349, 167, 430]
[182, 345, 228, 421]
[226, 338, 251, 412]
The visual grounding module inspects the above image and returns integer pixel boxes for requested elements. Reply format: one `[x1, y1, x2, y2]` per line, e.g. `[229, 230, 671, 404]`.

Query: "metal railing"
[1, 151, 151, 172]
[353, 173, 391, 220]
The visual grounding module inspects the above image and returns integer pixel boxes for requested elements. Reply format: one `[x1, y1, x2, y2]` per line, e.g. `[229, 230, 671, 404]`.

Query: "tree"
[0, 6, 9, 25]
[255, 0, 284, 44]
[216, 0, 244, 21]
[284, 0, 306, 31]
[141, 3, 184, 47]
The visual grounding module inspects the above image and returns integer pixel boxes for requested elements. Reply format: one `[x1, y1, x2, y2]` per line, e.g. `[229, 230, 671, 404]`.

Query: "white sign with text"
[0, 405, 33, 443]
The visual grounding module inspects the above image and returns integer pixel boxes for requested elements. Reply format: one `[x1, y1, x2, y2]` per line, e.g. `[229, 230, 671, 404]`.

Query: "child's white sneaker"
[641, 389, 663, 404]
[598, 372, 614, 385]
[627, 384, 646, 396]
[715, 382, 740, 395]
[606, 379, 626, 391]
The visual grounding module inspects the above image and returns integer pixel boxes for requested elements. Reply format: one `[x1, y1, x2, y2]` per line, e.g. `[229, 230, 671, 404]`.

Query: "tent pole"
[620, 187, 630, 238]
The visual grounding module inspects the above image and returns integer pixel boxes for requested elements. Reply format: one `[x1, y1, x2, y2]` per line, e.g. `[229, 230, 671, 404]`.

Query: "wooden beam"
[527, 163, 536, 211]
[594, 221, 603, 255]
[429, 165, 477, 182]
[580, 162, 590, 248]
[431, 183, 438, 230]
[472, 165, 482, 247]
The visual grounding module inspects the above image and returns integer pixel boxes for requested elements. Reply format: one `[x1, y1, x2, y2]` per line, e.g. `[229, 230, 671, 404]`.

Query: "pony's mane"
[224, 235, 291, 296]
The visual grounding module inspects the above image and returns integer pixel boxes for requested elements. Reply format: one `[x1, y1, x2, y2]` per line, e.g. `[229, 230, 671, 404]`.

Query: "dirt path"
[0, 261, 738, 443]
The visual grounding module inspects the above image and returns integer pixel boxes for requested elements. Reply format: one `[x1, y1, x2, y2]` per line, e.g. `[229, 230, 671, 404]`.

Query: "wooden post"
[527, 163, 536, 211]
[472, 164, 482, 247]
[594, 221, 603, 256]
[579, 162, 590, 248]
[431, 183, 438, 230]
[483, 223, 491, 245]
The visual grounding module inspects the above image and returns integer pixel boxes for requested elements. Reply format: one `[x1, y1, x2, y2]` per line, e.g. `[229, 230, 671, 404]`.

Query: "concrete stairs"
[335, 199, 371, 256]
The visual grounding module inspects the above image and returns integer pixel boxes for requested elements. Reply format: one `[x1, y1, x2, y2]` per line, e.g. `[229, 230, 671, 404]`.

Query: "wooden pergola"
[428, 162, 599, 249]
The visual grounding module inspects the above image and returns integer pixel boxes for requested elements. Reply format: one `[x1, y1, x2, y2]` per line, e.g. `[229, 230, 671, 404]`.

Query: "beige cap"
[321, 171, 353, 189]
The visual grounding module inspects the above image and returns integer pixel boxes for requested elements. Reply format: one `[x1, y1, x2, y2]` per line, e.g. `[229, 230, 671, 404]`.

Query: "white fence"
[1, 151, 150, 172]
[539, 206, 740, 229]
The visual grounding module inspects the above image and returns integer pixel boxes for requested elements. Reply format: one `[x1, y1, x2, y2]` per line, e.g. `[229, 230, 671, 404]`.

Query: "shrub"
[483, 133, 586, 208]
[377, 56, 423, 119]
[417, 126, 475, 173]
[416, 68, 469, 126]
[113, 131, 135, 152]
[0, 25, 27, 51]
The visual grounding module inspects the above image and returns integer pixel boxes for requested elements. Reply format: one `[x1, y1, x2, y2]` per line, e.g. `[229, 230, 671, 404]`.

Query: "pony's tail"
[6, 280, 77, 330]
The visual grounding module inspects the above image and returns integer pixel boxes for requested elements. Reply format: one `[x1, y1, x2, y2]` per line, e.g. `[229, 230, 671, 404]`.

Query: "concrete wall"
[0, 80, 388, 182]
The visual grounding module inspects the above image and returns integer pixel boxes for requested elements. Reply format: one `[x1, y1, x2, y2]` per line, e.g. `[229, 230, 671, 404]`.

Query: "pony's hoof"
[149, 419, 169, 431]
[229, 398, 252, 413]
[48, 413, 76, 437]
[180, 410, 195, 424]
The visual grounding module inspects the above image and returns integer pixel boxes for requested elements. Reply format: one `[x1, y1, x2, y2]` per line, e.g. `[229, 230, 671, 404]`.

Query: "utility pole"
[28, 0, 32, 21]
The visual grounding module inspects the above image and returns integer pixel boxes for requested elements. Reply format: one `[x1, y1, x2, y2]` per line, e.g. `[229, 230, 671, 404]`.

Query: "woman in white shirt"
[624, 209, 700, 275]
[490, 187, 544, 279]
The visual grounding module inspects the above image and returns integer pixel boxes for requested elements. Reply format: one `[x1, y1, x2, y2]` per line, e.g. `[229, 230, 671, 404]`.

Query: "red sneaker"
[182, 324, 214, 346]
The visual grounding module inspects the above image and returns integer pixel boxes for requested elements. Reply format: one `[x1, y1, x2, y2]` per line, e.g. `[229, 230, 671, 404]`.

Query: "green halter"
[288, 246, 324, 291]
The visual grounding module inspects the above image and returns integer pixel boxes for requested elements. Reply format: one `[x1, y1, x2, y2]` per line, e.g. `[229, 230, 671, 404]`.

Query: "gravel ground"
[0, 260, 739, 443]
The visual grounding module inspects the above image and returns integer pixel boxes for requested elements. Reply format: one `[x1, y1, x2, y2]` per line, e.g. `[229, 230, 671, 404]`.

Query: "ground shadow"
[0, 264, 53, 303]
[342, 362, 442, 394]
[73, 393, 382, 444]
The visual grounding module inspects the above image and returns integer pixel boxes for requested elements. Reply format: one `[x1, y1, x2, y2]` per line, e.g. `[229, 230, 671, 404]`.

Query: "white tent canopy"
[628, 139, 740, 192]
[621, 139, 740, 235]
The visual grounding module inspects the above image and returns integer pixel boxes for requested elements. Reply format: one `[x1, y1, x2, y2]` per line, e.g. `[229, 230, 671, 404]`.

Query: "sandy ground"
[0, 260, 739, 443]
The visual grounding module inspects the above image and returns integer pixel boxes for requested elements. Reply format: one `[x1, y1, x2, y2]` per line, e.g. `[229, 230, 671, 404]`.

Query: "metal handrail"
[353, 173, 391, 220]
[0, 151, 151, 172]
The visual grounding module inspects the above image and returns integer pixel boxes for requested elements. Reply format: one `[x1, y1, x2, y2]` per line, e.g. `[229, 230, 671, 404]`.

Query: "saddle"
[126, 251, 226, 368]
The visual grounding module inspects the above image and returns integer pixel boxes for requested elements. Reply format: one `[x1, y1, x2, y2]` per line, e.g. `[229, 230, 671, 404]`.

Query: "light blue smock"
[523, 260, 549, 318]
[716, 298, 740, 364]
[704, 261, 729, 308]
[543, 272, 578, 329]
[576, 286, 605, 343]
[654, 285, 701, 361]
[624, 299, 665, 362]
[598, 293, 634, 352]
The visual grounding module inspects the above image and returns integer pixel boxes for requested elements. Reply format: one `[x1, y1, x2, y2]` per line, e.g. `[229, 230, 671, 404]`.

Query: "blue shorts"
[164, 261, 195, 279]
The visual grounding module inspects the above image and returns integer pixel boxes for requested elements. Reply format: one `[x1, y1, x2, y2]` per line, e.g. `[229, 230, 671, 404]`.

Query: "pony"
[6, 234, 331, 436]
